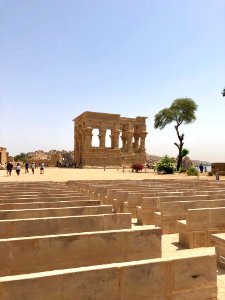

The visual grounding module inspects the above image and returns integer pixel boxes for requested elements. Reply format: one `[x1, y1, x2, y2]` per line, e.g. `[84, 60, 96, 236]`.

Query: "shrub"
[187, 166, 199, 176]
[155, 155, 176, 174]
[179, 167, 186, 173]
[131, 163, 144, 173]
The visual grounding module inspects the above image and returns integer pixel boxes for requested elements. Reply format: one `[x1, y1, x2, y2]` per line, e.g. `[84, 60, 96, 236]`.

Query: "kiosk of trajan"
[73, 111, 148, 167]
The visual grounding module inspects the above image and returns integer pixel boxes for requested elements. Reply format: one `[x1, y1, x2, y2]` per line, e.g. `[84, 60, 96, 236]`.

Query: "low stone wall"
[0, 200, 100, 210]
[137, 193, 225, 226]
[0, 213, 132, 238]
[0, 252, 217, 300]
[0, 195, 91, 204]
[0, 228, 161, 276]
[178, 207, 225, 248]
[0, 205, 112, 220]
[212, 233, 225, 269]
[154, 199, 225, 234]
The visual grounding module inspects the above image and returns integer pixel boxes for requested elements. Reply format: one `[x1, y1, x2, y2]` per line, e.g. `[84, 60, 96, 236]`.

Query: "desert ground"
[0, 166, 223, 182]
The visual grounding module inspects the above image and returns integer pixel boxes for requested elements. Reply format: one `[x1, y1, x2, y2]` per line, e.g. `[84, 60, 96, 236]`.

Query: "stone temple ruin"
[73, 111, 148, 167]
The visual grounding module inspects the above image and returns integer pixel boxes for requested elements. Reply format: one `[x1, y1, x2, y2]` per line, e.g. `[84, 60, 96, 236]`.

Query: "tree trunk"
[176, 153, 183, 171]
[174, 125, 184, 171]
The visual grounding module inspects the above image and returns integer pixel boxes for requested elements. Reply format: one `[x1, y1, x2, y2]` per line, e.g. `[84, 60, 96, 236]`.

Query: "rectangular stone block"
[120, 258, 170, 300]
[0, 200, 100, 210]
[212, 233, 225, 268]
[0, 213, 132, 238]
[137, 206, 155, 225]
[0, 228, 161, 276]
[103, 213, 131, 231]
[170, 253, 217, 296]
[0, 252, 216, 300]
[0, 205, 112, 220]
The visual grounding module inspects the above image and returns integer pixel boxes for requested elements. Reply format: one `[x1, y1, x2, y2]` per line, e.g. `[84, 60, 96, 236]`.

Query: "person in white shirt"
[31, 162, 35, 174]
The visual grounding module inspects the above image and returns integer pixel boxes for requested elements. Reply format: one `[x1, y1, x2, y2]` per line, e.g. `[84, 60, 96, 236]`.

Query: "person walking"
[40, 162, 45, 174]
[16, 163, 21, 176]
[31, 162, 35, 174]
[199, 163, 204, 173]
[25, 162, 29, 173]
[6, 162, 13, 176]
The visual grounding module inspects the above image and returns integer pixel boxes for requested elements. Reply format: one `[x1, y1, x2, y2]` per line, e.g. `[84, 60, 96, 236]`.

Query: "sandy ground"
[0, 167, 223, 182]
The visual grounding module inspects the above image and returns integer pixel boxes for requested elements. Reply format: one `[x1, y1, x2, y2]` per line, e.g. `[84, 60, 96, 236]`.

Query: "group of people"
[6, 162, 45, 176]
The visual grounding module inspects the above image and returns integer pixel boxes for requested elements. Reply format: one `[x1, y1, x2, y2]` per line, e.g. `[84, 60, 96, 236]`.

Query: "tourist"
[16, 163, 21, 176]
[40, 162, 45, 174]
[25, 162, 29, 173]
[6, 162, 13, 176]
[199, 163, 204, 173]
[31, 162, 35, 174]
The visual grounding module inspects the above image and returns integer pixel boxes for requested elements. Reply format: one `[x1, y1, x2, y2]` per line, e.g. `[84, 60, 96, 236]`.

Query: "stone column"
[99, 128, 106, 148]
[126, 130, 133, 152]
[121, 135, 126, 150]
[139, 132, 147, 151]
[133, 134, 139, 151]
[84, 127, 92, 149]
[113, 129, 120, 149]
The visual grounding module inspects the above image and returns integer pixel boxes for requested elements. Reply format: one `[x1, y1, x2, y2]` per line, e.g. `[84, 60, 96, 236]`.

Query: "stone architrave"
[73, 112, 148, 167]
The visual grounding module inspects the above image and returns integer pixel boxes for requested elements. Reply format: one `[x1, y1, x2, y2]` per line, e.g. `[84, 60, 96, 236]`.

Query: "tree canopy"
[14, 153, 28, 163]
[222, 88, 225, 97]
[154, 98, 198, 171]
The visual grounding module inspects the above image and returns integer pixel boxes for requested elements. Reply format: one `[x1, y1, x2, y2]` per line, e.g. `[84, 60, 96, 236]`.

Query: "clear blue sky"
[0, 0, 225, 162]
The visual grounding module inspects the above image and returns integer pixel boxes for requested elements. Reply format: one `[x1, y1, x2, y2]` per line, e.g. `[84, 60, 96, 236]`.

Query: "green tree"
[180, 148, 189, 159]
[154, 98, 198, 171]
[14, 152, 28, 163]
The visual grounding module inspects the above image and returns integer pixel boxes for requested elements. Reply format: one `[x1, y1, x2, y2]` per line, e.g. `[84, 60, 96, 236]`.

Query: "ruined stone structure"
[0, 147, 8, 165]
[0, 180, 219, 299]
[73, 111, 148, 167]
[211, 163, 225, 175]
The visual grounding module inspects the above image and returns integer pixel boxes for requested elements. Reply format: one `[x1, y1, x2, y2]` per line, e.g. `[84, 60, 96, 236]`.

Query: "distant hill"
[146, 154, 211, 166]
[27, 150, 74, 161]
[146, 154, 162, 165]
[191, 160, 211, 166]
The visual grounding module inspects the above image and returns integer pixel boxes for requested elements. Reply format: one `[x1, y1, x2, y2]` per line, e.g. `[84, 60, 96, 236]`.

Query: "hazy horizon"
[1, 1, 225, 162]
